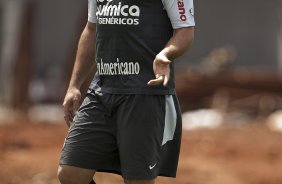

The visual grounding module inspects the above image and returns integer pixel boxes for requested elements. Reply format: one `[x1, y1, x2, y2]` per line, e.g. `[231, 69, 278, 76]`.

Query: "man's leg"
[59, 93, 121, 184]
[124, 179, 155, 184]
[57, 165, 96, 184]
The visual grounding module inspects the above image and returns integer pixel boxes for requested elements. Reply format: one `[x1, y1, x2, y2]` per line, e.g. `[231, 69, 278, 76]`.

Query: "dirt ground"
[1, 122, 282, 184]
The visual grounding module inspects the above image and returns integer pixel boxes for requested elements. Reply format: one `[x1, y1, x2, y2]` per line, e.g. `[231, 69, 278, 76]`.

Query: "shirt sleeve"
[88, 0, 97, 23]
[162, 0, 195, 29]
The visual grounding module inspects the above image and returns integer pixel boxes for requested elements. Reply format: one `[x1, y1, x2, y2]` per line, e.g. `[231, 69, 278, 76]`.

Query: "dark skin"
[60, 22, 194, 184]
[62, 22, 96, 126]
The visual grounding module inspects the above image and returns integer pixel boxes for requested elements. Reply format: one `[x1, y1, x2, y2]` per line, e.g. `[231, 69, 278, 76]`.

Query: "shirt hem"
[91, 87, 176, 95]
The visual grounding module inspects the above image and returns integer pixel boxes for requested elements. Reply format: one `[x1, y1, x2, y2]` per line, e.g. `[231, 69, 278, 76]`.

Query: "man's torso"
[91, 0, 175, 94]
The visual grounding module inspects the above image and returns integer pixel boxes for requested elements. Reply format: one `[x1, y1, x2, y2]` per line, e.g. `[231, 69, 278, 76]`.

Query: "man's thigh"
[116, 95, 164, 178]
[59, 92, 121, 173]
[116, 94, 181, 180]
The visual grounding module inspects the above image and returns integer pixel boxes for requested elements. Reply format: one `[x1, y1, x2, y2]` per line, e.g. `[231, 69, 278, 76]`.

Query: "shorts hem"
[59, 162, 177, 180]
[59, 161, 122, 176]
[122, 173, 176, 180]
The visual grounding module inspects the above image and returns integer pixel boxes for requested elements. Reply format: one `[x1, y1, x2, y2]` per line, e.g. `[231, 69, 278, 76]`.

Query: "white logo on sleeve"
[149, 163, 157, 170]
[177, 0, 187, 21]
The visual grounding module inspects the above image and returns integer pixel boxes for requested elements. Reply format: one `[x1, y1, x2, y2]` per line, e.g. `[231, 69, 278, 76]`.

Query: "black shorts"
[60, 90, 182, 180]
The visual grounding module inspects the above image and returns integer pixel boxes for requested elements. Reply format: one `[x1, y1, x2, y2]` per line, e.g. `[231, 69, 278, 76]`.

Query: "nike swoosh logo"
[149, 163, 157, 170]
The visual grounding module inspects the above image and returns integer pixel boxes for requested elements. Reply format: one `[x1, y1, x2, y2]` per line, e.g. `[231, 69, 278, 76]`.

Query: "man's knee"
[57, 165, 78, 184]
[57, 165, 95, 184]
[57, 166, 70, 184]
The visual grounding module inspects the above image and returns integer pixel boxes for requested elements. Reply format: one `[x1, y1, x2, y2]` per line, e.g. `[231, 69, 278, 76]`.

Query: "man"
[58, 0, 195, 184]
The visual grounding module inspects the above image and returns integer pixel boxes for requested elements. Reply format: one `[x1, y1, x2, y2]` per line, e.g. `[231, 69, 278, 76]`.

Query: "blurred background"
[1, 0, 282, 184]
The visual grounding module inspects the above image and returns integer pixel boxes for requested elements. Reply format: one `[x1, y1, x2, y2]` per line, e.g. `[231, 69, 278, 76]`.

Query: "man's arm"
[148, 27, 194, 86]
[69, 22, 96, 89]
[160, 27, 194, 59]
[63, 22, 96, 126]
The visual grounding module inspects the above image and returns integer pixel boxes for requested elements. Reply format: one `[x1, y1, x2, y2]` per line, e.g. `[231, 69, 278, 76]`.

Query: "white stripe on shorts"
[162, 95, 177, 146]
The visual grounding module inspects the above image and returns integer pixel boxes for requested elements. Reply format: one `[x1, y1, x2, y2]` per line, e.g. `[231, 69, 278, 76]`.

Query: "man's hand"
[147, 53, 171, 86]
[62, 87, 81, 127]
[148, 27, 194, 87]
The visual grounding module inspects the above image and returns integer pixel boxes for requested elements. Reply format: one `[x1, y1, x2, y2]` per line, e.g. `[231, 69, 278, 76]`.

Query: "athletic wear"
[60, 90, 182, 179]
[88, 0, 195, 29]
[87, 0, 195, 94]
[161, 0, 195, 29]
[60, 0, 195, 180]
